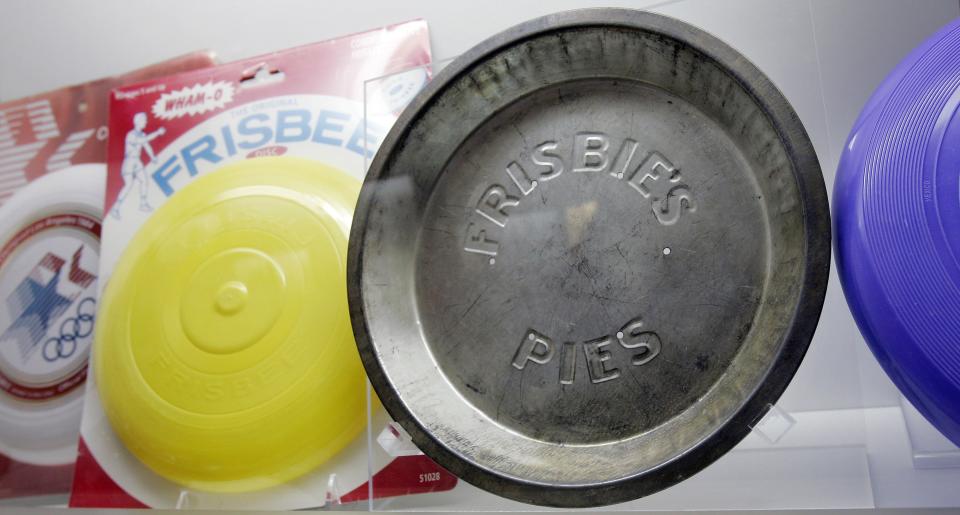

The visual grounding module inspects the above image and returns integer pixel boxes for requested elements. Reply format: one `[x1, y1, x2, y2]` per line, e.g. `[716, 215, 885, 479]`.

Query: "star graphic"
[19, 269, 72, 334]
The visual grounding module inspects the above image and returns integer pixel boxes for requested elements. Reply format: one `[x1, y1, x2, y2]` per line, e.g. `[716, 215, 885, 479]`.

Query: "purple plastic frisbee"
[835, 17, 960, 446]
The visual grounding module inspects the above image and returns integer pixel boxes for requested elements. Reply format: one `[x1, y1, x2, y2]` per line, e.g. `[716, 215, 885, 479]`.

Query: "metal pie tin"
[349, 9, 830, 507]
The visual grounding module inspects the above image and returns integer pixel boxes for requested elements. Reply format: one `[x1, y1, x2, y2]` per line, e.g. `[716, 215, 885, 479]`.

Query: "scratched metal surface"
[348, 8, 830, 508]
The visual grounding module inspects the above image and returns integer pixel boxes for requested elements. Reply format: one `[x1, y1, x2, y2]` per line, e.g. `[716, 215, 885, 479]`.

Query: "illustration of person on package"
[112, 112, 165, 217]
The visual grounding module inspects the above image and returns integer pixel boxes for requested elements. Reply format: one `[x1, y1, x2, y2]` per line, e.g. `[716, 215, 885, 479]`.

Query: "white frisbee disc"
[0, 164, 104, 466]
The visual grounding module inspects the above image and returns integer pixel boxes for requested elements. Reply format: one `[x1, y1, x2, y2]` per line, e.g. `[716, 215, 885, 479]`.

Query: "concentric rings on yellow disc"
[95, 156, 365, 492]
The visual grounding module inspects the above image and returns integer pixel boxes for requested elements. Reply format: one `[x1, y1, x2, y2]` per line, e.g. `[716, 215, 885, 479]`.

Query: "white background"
[2, 0, 960, 510]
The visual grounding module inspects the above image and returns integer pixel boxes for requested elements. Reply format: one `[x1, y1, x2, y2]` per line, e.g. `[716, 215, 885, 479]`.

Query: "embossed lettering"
[505, 161, 537, 196]
[475, 185, 519, 227]
[609, 138, 640, 179]
[583, 336, 620, 383]
[508, 315, 665, 385]
[652, 185, 696, 226]
[512, 330, 555, 370]
[627, 152, 672, 198]
[616, 317, 661, 366]
[628, 152, 695, 225]
[462, 135, 700, 262]
[573, 132, 609, 172]
[531, 141, 564, 181]
[463, 221, 499, 256]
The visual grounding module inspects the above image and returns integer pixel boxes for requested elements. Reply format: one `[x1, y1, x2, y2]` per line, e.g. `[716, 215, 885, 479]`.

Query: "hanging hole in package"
[68, 20, 458, 510]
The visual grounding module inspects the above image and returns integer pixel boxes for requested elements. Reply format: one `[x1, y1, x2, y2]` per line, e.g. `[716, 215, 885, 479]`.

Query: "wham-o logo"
[152, 81, 235, 120]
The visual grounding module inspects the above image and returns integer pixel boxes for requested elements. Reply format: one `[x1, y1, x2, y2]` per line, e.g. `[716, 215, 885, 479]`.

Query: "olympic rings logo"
[42, 297, 95, 363]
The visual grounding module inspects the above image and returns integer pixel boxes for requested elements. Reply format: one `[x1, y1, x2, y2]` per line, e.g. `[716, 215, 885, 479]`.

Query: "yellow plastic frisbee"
[95, 156, 365, 492]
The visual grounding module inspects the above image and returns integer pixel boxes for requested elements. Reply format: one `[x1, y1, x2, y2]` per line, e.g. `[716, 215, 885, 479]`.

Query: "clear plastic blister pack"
[68, 21, 451, 511]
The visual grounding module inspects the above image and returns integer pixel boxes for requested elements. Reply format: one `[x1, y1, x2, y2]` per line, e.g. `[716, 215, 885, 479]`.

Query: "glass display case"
[1, 0, 959, 512]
